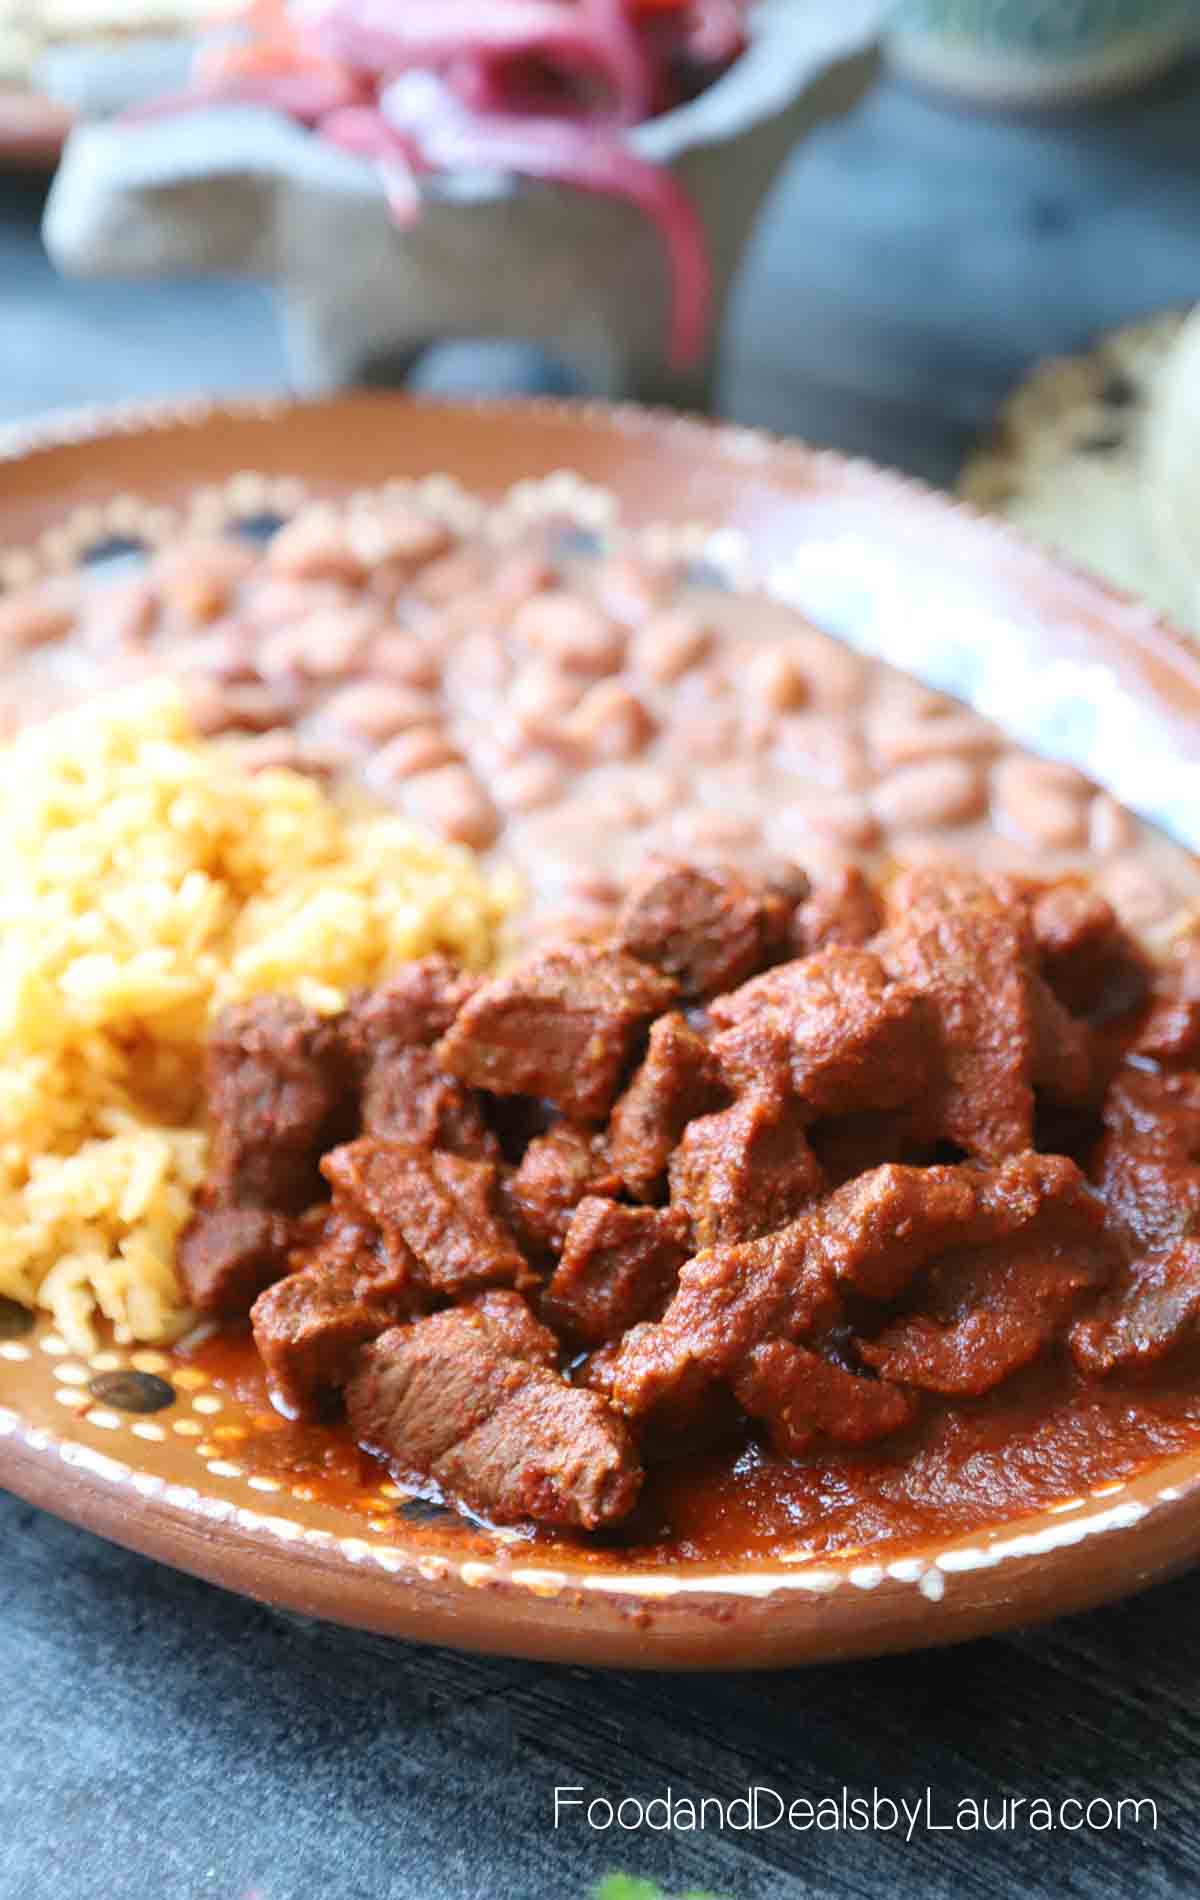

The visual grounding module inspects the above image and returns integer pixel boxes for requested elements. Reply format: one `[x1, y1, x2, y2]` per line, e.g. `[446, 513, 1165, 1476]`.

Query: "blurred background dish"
[889, 0, 1197, 106]
[958, 309, 1198, 634]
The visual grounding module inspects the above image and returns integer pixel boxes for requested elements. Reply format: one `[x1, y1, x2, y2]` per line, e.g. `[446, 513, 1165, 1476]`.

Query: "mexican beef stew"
[177, 855, 1200, 1538]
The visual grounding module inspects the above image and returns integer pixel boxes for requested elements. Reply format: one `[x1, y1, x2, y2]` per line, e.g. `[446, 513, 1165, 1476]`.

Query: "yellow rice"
[0, 681, 515, 1351]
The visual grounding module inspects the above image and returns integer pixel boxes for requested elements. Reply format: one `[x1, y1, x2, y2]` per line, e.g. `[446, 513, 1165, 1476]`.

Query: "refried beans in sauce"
[5, 497, 1200, 1561]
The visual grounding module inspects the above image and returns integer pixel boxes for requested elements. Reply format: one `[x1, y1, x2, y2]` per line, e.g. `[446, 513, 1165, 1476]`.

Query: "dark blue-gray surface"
[4, 63, 1200, 1900]
[4, 1491, 1200, 1900]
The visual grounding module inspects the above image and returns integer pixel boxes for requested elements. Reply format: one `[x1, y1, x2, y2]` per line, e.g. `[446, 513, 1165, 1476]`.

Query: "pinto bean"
[324, 681, 443, 743]
[185, 678, 297, 737]
[563, 681, 655, 762]
[778, 794, 882, 851]
[597, 555, 675, 624]
[873, 758, 987, 831]
[745, 647, 810, 712]
[81, 578, 159, 651]
[1100, 857, 1183, 931]
[511, 593, 625, 675]
[783, 631, 867, 709]
[680, 706, 742, 764]
[0, 579, 77, 650]
[442, 628, 511, 703]
[870, 710, 1001, 768]
[167, 626, 262, 683]
[507, 665, 584, 740]
[367, 631, 441, 689]
[241, 576, 337, 631]
[491, 754, 568, 812]
[490, 551, 557, 609]
[266, 514, 368, 586]
[153, 539, 256, 626]
[775, 716, 872, 792]
[259, 607, 379, 682]
[232, 728, 345, 777]
[414, 546, 488, 604]
[631, 609, 712, 683]
[369, 726, 464, 784]
[666, 809, 760, 853]
[348, 508, 451, 574]
[405, 764, 499, 848]
[1090, 793, 1138, 856]
[991, 756, 1090, 849]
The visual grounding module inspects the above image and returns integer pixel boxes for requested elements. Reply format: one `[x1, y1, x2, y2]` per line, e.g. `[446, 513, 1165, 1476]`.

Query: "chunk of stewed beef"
[608, 1012, 726, 1201]
[342, 957, 481, 1054]
[360, 1042, 499, 1158]
[250, 1210, 420, 1418]
[613, 857, 800, 999]
[1070, 1240, 1200, 1377]
[668, 1091, 825, 1249]
[733, 1339, 919, 1454]
[1135, 942, 1200, 1067]
[207, 996, 351, 1211]
[791, 866, 882, 955]
[1094, 1066, 1200, 1252]
[504, 1122, 623, 1255]
[252, 1269, 410, 1419]
[708, 948, 931, 1118]
[339, 961, 497, 1157]
[322, 1138, 534, 1297]
[177, 1203, 298, 1316]
[1029, 880, 1149, 1023]
[435, 942, 677, 1122]
[345, 1297, 642, 1529]
[858, 1228, 1107, 1397]
[880, 867, 1098, 1160]
[611, 1152, 1099, 1424]
[542, 1197, 691, 1345]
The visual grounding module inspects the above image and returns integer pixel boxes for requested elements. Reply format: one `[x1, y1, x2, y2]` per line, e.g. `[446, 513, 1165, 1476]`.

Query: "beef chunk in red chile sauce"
[207, 996, 351, 1210]
[251, 1210, 420, 1418]
[859, 1223, 1109, 1397]
[542, 1197, 691, 1346]
[1029, 881, 1148, 1021]
[610, 1153, 1097, 1424]
[339, 962, 496, 1158]
[1094, 1067, 1200, 1251]
[322, 1138, 534, 1297]
[177, 1203, 298, 1316]
[708, 948, 931, 1117]
[792, 866, 882, 955]
[435, 942, 677, 1122]
[734, 1339, 919, 1454]
[608, 1012, 726, 1201]
[504, 1123, 623, 1255]
[345, 1296, 642, 1529]
[668, 1091, 825, 1249]
[359, 1043, 498, 1158]
[343, 957, 480, 1052]
[1071, 1239, 1200, 1377]
[1135, 941, 1200, 1066]
[613, 858, 802, 1000]
[880, 868, 1097, 1161]
[1071, 1067, 1200, 1374]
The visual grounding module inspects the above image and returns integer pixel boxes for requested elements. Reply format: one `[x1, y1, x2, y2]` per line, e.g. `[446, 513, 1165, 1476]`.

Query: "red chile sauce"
[186, 1325, 1200, 1567]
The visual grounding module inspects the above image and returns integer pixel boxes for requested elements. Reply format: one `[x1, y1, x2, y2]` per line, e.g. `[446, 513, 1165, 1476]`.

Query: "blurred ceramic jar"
[888, 0, 1196, 107]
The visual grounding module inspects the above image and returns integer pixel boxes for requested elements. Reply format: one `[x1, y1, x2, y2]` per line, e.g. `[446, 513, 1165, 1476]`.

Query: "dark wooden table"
[4, 62, 1200, 1900]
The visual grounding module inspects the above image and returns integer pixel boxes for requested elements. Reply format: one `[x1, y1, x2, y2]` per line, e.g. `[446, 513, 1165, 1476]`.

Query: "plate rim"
[3, 388, 1200, 1668]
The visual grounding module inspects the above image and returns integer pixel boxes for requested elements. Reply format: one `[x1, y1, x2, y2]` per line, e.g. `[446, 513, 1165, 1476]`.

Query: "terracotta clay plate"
[3, 392, 1200, 1670]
